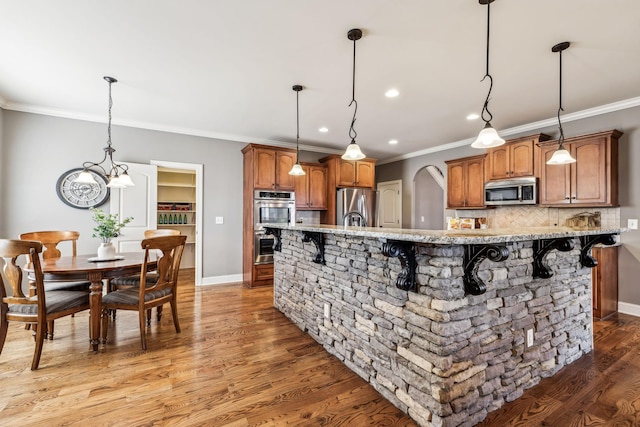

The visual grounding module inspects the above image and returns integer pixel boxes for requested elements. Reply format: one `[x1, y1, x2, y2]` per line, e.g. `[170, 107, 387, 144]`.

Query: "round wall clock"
[56, 168, 110, 209]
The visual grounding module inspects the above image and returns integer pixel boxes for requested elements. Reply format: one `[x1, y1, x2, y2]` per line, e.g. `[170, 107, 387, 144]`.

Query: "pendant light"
[75, 76, 134, 188]
[471, 0, 505, 149]
[341, 28, 366, 161]
[288, 85, 306, 176]
[546, 42, 576, 165]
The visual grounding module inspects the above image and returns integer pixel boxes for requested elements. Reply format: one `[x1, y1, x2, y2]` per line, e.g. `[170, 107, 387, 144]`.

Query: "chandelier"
[75, 76, 134, 188]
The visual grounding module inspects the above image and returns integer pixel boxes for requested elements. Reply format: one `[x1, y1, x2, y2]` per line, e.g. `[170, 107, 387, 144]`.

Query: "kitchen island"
[265, 224, 622, 427]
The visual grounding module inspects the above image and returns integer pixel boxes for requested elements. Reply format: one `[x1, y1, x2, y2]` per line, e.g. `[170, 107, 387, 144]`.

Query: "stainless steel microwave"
[484, 177, 537, 206]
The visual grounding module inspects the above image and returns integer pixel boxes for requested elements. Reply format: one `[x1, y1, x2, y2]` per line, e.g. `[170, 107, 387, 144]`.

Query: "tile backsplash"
[459, 206, 620, 229]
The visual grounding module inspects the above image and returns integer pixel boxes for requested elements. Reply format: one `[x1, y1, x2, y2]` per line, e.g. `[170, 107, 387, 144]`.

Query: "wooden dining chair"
[0, 239, 91, 370]
[108, 229, 181, 322]
[101, 234, 186, 350]
[19, 230, 91, 339]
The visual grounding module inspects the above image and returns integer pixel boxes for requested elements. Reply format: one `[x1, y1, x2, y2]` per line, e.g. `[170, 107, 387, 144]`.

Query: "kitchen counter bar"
[266, 224, 622, 426]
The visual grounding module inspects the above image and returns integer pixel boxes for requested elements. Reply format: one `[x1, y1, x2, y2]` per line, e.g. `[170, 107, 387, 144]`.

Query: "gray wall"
[0, 110, 246, 280]
[376, 105, 640, 306]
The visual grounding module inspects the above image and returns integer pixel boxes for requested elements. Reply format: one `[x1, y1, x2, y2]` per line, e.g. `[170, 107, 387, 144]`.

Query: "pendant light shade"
[75, 76, 134, 187]
[547, 41, 576, 165]
[471, 123, 505, 149]
[288, 84, 306, 176]
[341, 28, 366, 161]
[472, 0, 504, 149]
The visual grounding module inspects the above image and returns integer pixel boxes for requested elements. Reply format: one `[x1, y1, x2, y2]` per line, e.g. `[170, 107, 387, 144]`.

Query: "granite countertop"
[264, 223, 625, 245]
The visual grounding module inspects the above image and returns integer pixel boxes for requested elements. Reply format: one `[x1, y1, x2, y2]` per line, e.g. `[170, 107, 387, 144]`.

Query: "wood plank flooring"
[1, 270, 640, 426]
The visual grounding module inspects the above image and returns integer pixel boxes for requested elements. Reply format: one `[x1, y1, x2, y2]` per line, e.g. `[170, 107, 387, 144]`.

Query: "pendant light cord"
[296, 88, 300, 157]
[480, 1, 494, 125]
[348, 35, 358, 143]
[557, 48, 565, 144]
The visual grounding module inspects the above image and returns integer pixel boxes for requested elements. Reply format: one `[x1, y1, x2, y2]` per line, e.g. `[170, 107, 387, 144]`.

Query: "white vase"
[97, 241, 116, 260]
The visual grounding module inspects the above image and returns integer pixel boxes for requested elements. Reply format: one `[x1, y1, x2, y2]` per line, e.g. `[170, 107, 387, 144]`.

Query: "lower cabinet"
[592, 245, 618, 319]
[252, 263, 274, 287]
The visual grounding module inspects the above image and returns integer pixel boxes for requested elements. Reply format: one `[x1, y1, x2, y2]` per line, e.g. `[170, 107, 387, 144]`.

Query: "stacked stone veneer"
[273, 229, 593, 427]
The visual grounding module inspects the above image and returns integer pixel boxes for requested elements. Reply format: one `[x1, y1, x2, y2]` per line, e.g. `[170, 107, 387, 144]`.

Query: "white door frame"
[151, 160, 204, 286]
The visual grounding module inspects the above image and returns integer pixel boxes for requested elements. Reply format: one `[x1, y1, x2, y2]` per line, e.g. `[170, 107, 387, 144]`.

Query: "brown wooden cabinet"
[250, 147, 296, 190]
[294, 163, 327, 210]
[592, 245, 618, 319]
[487, 134, 551, 180]
[335, 159, 376, 188]
[445, 154, 486, 209]
[538, 130, 621, 207]
[319, 155, 377, 224]
[241, 144, 297, 288]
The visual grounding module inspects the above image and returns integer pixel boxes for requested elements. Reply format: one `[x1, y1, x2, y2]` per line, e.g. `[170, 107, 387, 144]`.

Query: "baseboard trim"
[618, 302, 640, 318]
[198, 273, 243, 286]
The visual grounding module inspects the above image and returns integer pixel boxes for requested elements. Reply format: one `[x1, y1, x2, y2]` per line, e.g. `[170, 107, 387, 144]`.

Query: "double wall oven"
[253, 190, 295, 264]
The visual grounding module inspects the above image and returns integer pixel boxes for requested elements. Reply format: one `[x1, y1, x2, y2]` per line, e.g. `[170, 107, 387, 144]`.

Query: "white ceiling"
[1, 0, 639, 162]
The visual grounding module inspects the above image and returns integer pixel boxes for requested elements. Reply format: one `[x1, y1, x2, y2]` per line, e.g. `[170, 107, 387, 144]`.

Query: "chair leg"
[170, 300, 181, 333]
[139, 310, 148, 350]
[0, 309, 8, 355]
[47, 320, 55, 340]
[31, 320, 47, 370]
[146, 309, 152, 326]
[156, 305, 163, 322]
[101, 308, 110, 344]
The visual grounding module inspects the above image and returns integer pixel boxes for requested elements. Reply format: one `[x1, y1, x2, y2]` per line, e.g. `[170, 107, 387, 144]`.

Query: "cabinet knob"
[565, 196, 570, 200]
[572, 196, 576, 200]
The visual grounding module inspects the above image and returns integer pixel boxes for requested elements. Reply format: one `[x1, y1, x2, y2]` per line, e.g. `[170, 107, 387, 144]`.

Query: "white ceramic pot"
[97, 241, 116, 260]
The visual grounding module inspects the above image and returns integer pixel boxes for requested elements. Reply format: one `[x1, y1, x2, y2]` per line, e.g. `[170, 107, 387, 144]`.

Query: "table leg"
[87, 272, 104, 352]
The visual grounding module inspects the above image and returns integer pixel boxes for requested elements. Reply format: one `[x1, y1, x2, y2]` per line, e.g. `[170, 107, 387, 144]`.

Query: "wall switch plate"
[526, 328, 534, 348]
[628, 219, 638, 230]
[215, 216, 224, 224]
[324, 303, 330, 319]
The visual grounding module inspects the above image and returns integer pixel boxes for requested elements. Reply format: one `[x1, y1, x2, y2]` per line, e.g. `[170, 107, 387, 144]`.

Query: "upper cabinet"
[445, 154, 486, 209]
[335, 158, 376, 188]
[319, 155, 377, 224]
[486, 133, 551, 181]
[294, 163, 327, 210]
[538, 130, 622, 207]
[247, 146, 296, 190]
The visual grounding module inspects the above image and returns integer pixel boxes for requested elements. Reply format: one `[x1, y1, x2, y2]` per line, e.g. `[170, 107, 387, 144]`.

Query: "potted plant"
[90, 208, 133, 259]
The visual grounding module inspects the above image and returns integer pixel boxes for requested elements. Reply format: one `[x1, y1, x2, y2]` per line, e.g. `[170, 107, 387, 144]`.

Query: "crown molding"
[377, 96, 640, 165]
[5, 95, 640, 163]
[2, 101, 344, 156]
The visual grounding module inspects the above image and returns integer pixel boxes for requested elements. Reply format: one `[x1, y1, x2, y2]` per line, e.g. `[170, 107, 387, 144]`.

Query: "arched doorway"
[413, 165, 444, 229]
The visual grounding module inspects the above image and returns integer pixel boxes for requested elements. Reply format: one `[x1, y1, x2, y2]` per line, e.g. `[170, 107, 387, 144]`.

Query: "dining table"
[25, 252, 158, 351]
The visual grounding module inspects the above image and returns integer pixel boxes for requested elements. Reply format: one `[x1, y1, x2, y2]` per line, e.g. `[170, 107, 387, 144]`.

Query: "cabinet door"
[592, 245, 618, 319]
[571, 137, 607, 205]
[465, 157, 485, 208]
[253, 148, 276, 189]
[487, 146, 510, 180]
[447, 161, 466, 208]
[539, 145, 571, 205]
[510, 140, 535, 177]
[294, 165, 310, 209]
[275, 151, 296, 190]
[337, 160, 357, 187]
[355, 161, 375, 188]
[308, 166, 327, 209]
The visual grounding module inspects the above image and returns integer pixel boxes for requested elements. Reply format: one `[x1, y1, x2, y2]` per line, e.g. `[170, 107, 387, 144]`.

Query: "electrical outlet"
[421, 216, 425, 222]
[215, 216, 224, 224]
[324, 303, 330, 319]
[526, 328, 534, 348]
[628, 219, 638, 230]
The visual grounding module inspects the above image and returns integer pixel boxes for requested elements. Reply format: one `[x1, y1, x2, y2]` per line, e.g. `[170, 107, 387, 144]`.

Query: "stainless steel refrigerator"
[336, 188, 378, 227]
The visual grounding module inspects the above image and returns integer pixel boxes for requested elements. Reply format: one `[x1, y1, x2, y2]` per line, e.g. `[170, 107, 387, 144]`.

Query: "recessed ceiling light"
[385, 89, 399, 98]
[388, 139, 398, 145]
[318, 127, 328, 133]
[466, 113, 480, 120]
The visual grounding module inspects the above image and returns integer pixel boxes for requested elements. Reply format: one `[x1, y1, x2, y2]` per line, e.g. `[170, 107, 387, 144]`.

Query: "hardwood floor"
[0, 270, 414, 426]
[1, 270, 640, 426]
